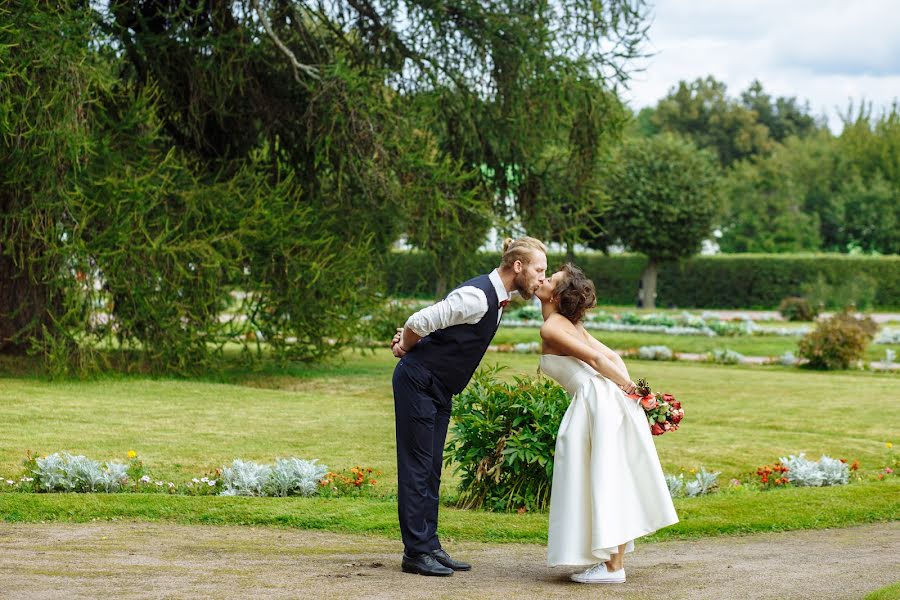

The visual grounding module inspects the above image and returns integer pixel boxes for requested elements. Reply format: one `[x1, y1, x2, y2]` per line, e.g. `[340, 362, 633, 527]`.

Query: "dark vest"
[405, 274, 500, 396]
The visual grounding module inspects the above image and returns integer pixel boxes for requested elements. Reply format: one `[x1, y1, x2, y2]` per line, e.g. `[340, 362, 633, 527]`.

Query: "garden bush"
[779, 454, 850, 487]
[638, 345, 675, 360]
[778, 296, 818, 321]
[708, 348, 745, 365]
[665, 468, 720, 498]
[220, 458, 327, 497]
[798, 311, 877, 369]
[445, 366, 570, 512]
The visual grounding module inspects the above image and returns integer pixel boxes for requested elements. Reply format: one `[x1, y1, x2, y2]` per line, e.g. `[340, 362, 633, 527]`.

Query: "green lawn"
[1, 479, 897, 544]
[1, 349, 898, 542]
[866, 581, 900, 600]
[493, 325, 900, 362]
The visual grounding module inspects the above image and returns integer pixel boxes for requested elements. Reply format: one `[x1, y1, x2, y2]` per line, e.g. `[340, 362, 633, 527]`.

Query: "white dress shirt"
[405, 269, 511, 337]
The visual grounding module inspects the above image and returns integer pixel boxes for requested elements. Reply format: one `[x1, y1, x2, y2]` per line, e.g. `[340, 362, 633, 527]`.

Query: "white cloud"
[622, 0, 900, 131]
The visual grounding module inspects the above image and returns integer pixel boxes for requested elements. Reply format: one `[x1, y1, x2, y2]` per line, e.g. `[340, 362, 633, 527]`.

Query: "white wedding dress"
[540, 354, 679, 566]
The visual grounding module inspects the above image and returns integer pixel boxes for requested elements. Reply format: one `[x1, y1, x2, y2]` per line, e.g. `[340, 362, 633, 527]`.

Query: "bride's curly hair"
[553, 263, 597, 324]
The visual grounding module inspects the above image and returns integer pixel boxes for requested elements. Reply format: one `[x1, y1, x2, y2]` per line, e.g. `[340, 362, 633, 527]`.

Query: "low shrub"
[506, 303, 543, 321]
[12, 451, 363, 498]
[779, 351, 799, 366]
[708, 348, 744, 365]
[29, 452, 130, 493]
[666, 468, 720, 498]
[445, 366, 570, 512]
[638, 345, 675, 360]
[219, 458, 328, 497]
[778, 296, 818, 321]
[779, 454, 853, 487]
[798, 311, 877, 369]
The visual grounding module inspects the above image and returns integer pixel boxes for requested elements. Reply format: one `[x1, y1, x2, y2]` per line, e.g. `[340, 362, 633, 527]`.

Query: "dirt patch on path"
[1, 521, 898, 599]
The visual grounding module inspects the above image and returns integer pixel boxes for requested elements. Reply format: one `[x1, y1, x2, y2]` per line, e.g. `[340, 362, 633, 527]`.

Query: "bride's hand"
[619, 380, 638, 395]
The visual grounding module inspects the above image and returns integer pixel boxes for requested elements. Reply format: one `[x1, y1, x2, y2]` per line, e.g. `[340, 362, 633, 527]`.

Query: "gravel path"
[1, 521, 898, 599]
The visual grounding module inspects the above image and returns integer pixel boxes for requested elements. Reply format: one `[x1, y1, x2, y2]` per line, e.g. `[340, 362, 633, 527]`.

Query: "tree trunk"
[640, 258, 658, 310]
[0, 251, 53, 355]
[435, 273, 447, 300]
[565, 240, 576, 264]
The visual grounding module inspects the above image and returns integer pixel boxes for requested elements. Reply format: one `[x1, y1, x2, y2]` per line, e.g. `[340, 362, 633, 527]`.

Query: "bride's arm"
[581, 328, 631, 380]
[541, 318, 636, 393]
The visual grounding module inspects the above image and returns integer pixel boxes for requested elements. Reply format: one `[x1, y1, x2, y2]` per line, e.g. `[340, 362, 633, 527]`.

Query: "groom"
[390, 237, 547, 576]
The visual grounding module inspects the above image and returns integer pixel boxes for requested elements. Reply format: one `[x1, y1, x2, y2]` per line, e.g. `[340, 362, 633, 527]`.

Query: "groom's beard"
[514, 273, 534, 300]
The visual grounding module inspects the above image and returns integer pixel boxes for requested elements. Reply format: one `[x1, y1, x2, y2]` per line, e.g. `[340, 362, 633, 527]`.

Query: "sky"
[620, 0, 900, 132]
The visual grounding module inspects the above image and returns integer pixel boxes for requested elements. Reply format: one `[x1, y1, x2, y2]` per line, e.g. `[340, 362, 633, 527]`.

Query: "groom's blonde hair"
[501, 236, 547, 268]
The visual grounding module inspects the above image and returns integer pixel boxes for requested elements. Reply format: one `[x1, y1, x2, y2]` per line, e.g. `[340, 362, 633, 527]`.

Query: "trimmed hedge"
[385, 252, 900, 310]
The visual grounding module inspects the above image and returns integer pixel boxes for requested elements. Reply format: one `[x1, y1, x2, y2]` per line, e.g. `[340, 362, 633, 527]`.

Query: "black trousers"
[392, 358, 452, 555]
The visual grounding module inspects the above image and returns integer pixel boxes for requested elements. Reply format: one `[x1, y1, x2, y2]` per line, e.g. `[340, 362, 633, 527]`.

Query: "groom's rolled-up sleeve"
[405, 286, 488, 337]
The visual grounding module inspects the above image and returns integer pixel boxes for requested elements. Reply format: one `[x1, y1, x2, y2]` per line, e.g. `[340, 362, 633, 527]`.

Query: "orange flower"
[369, 479, 376, 485]
[850, 460, 859, 471]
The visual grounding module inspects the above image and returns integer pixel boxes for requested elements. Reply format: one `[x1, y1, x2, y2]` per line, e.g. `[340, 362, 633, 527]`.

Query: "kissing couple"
[390, 237, 678, 584]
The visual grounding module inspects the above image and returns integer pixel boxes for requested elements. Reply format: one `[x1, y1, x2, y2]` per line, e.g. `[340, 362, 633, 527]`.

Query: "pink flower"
[650, 423, 664, 436]
[886, 467, 894, 474]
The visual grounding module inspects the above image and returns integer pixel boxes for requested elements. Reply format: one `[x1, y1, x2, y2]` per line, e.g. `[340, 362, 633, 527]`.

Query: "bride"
[535, 264, 678, 584]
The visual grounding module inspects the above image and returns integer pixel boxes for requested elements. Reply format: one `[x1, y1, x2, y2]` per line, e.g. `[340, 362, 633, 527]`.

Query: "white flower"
[167, 482, 175, 488]
[200, 477, 209, 482]
[5, 480, 13, 485]
[207, 480, 217, 486]
[154, 480, 163, 486]
[191, 478, 200, 484]
[139, 475, 151, 483]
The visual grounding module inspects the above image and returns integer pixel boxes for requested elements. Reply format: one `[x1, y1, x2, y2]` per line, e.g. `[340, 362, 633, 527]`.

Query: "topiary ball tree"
[602, 134, 721, 309]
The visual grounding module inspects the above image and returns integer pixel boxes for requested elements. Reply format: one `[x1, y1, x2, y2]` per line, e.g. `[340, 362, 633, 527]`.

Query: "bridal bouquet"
[629, 378, 683, 436]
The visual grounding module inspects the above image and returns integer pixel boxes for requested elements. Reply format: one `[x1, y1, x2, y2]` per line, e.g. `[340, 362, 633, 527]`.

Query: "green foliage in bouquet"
[798, 311, 877, 369]
[445, 366, 570, 512]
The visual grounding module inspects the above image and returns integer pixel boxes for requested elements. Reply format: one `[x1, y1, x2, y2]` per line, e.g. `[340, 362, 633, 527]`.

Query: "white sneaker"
[570, 563, 626, 584]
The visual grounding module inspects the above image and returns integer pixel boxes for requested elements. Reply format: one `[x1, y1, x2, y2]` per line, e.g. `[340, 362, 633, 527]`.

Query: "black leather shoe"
[432, 548, 472, 571]
[401, 552, 454, 576]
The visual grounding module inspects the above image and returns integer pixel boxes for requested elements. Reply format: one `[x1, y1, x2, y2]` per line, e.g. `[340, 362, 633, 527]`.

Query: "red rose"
[662, 394, 675, 402]
[670, 400, 681, 410]
[650, 423, 664, 436]
[670, 409, 683, 424]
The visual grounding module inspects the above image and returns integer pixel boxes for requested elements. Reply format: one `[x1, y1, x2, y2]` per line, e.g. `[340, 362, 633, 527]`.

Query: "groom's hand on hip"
[391, 328, 407, 358]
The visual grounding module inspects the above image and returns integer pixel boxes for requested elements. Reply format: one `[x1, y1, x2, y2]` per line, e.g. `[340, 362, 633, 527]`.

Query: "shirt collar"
[489, 269, 511, 305]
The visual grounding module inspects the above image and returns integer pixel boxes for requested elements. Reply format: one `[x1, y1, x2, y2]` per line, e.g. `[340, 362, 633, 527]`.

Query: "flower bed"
[502, 310, 817, 338]
[3, 451, 380, 498]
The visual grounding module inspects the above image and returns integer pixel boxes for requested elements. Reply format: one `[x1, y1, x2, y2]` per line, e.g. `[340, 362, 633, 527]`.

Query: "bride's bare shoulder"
[540, 313, 575, 339]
